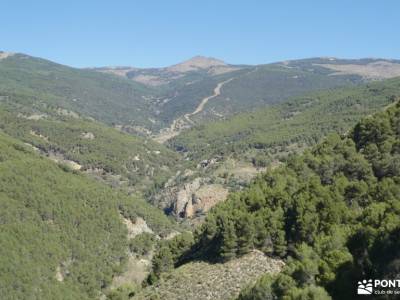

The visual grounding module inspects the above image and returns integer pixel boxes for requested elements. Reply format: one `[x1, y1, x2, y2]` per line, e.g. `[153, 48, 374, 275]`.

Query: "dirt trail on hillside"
[153, 78, 233, 143]
[187, 78, 234, 117]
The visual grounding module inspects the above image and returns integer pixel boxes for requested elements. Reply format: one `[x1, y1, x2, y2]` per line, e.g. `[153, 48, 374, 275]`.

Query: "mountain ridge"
[93, 55, 400, 72]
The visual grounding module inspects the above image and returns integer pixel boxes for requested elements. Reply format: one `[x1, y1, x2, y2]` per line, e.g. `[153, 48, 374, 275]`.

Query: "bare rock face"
[152, 168, 229, 219]
[192, 185, 229, 215]
[174, 178, 202, 217]
[183, 199, 194, 219]
[122, 216, 153, 239]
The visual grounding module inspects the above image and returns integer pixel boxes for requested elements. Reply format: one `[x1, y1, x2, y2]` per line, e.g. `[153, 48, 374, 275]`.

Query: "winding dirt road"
[153, 78, 233, 143]
[186, 78, 234, 117]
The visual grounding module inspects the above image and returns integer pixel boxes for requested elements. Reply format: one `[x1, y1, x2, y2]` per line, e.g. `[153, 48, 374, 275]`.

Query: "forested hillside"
[148, 78, 400, 221]
[2, 51, 400, 299]
[152, 101, 400, 299]
[0, 106, 183, 193]
[0, 53, 163, 130]
[2, 53, 399, 138]
[0, 132, 177, 299]
[98, 57, 400, 131]
[2, 0, 400, 299]
[170, 77, 400, 163]
[152, 59, 364, 125]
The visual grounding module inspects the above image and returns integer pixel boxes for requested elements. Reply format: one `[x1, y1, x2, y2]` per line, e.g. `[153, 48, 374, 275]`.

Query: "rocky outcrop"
[55, 259, 73, 283]
[81, 132, 95, 140]
[190, 184, 229, 216]
[55, 266, 64, 282]
[56, 108, 79, 118]
[121, 216, 153, 239]
[174, 178, 201, 217]
[152, 166, 229, 219]
[166, 178, 228, 219]
[47, 151, 82, 170]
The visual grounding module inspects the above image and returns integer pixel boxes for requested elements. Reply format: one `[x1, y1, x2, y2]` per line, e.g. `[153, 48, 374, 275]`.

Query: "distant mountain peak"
[167, 55, 226, 72]
[187, 55, 226, 65]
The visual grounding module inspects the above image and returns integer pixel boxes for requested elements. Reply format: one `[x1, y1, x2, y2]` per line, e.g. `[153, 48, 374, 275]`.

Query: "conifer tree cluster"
[182, 102, 400, 299]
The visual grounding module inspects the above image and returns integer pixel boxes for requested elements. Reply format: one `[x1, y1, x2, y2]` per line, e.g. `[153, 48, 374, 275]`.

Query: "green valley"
[3, 2, 400, 300]
[1, 51, 400, 300]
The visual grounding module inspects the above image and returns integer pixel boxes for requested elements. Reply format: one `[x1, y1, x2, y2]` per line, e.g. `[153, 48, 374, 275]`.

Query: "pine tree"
[220, 220, 238, 261]
[149, 246, 174, 283]
[236, 214, 255, 256]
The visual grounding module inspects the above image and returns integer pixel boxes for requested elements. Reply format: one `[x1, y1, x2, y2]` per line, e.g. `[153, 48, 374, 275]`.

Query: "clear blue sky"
[1, 0, 399, 68]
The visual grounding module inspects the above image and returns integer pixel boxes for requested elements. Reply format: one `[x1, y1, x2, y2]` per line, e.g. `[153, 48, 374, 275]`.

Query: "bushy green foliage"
[183, 102, 400, 299]
[118, 199, 178, 238]
[106, 283, 138, 300]
[0, 132, 176, 299]
[252, 152, 271, 167]
[147, 232, 194, 284]
[129, 233, 157, 257]
[148, 246, 174, 285]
